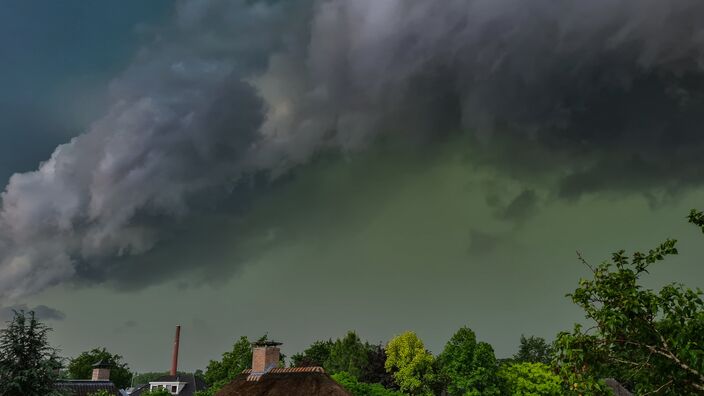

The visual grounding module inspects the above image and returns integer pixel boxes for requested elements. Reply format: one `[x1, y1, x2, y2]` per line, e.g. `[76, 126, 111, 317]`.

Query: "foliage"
[194, 387, 218, 396]
[291, 339, 333, 367]
[68, 347, 132, 389]
[555, 211, 704, 395]
[293, 335, 396, 388]
[142, 389, 172, 396]
[88, 391, 114, 396]
[361, 343, 397, 389]
[553, 327, 611, 395]
[498, 362, 562, 395]
[0, 310, 63, 396]
[203, 336, 252, 387]
[689, 209, 704, 232]
[437, 326, 502, 395]
[513, 335, 554, 365]
[325, 331, 369, 379]
[332, 371, 407, 396]
[132, 372, 168, 385]
[385, 331, 436, 396]
[197, 334, 269, 396]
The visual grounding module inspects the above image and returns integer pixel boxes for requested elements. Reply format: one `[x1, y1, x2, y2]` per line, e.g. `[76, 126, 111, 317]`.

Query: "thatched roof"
[215, 368, 352, 396]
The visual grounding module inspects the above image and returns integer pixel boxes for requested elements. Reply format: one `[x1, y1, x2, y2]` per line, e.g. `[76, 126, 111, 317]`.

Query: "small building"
[146, 373, 207, 396]
[55, 360, 121, 396]
[215, 341, 352, 396]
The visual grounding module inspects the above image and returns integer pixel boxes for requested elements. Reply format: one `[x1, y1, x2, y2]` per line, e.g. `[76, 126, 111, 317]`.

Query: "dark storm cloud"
[0, 304, 66, 322]
[3, 0, 704, 298]
[495, 190, 539, 224]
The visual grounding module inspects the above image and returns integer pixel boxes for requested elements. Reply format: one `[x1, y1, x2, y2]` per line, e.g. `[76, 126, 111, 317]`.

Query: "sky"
[1, 0, 704, 374]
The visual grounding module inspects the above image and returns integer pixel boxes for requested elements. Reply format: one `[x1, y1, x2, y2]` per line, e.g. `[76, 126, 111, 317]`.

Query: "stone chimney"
[251, 341, 282, 373]
[91, 360, 111, 381]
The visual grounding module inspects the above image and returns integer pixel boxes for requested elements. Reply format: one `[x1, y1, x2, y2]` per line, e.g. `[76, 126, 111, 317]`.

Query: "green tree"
[291, 339, 333, 367]
[0, 310, 63, 396]
[385, 331, 435, 396]
[142, 389, 172, 396]
[498, 362, 562, 395]
[555, 210, 704, 395]
[325, 331, 369, 379]
[88, 390, 114, 396]
[198, 335, 271, 396]
[513, 335, 554, 365]
[361, 343, 397, 389]
[203, 336, 251, 387]
[437, 326, 502, 395]
[332, 371, 407, 396]
[68, 347, 132, 389]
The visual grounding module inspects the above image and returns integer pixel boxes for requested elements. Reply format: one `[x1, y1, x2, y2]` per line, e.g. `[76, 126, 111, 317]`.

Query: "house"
[146, 373, 207, 396]
[130, 325, 207, 396]
[215, 341, 352, 396]
[55, 360, 121, 396]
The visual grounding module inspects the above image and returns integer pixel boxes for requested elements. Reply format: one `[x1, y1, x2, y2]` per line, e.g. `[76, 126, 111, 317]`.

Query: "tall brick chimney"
[91, 360, 111, 381]
[251, 341, 282, 373]
[171, 325, 181, 376]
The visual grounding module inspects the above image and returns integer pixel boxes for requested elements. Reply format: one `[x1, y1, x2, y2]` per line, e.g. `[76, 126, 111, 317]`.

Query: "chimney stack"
[251, 341, 282, 373]
[171, 325, 181, 376]
[91, 360, 111, 381]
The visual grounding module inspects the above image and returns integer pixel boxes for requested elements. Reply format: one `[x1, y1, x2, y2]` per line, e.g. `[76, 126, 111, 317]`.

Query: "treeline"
[197, 328, 560, 396]
[196, 210, 704, 395]
[2, 210, 704, 395]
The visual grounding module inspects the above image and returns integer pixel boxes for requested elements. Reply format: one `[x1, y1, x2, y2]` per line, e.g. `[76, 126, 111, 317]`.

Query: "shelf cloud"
[2, 0, 704, 299]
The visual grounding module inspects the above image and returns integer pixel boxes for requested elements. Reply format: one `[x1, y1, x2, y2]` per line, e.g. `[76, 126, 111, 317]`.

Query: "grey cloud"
[496, 190, 539, 224]
[256, 0, 704, 196]
[3, 0, 704, 298]
[0, 304, 66, 322]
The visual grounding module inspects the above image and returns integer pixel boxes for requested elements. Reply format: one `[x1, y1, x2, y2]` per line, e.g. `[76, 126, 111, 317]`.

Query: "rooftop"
[55, 380, 120, 396]
[215, 368, 352, 396]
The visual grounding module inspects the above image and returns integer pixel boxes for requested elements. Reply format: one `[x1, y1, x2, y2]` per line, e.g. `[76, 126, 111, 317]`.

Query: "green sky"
[2, 0, 704, 376]
[25, 141, 704, 372]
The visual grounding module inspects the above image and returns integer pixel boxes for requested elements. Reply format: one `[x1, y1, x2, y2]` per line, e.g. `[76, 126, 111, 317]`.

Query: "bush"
[498, 362, 562, 396]
[332, 371, 406, 396]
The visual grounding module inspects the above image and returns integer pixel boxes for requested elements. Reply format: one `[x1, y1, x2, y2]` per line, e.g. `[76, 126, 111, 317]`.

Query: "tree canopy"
[437, 326, 501, 395]
[197, 335, 272, 396]
[201, 336, 251, 393]
[331, 371, 406, 396]
[291, 339, 333, 368]
[385, 331, 436, 396]
[325, 331, 370, 379]
[513, 335, 554, 365]
[68, 347, 132, 389]
[498, 362, 562, 396]
[0, 310, 63, 396]
[554, 209, 704, 395]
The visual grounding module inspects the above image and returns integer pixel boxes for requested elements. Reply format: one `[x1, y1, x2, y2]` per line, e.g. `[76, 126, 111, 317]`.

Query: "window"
[172, 385, 177, 393]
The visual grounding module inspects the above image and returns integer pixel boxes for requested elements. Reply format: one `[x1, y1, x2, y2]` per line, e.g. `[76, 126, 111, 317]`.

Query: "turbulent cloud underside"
[2, 0, 704, 299]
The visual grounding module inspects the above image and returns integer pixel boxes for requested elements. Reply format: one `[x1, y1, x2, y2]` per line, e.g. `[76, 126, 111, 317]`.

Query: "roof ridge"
[244, 366, 325, 381]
